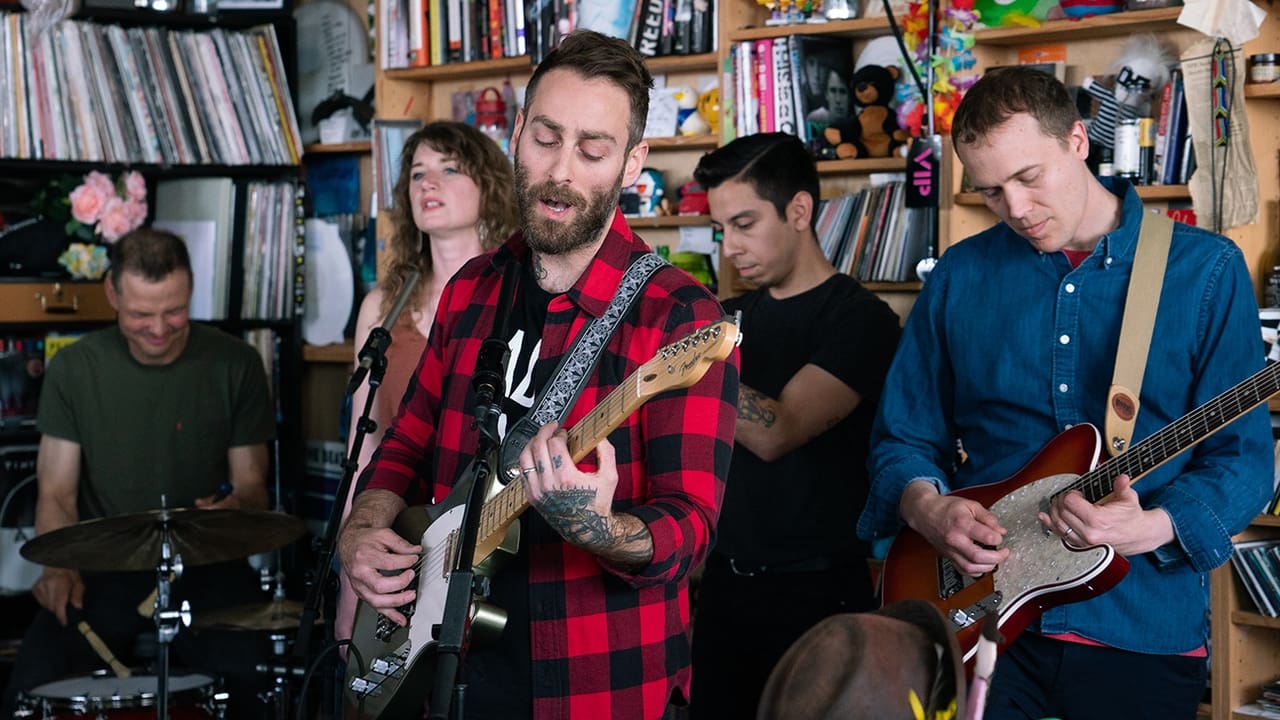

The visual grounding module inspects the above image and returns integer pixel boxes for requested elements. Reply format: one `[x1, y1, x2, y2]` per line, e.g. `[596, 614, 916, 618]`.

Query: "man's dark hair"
[693, 132, 821, 233]
[523, 29, 654, 150]
[108, 227, 192, 293]
[951, 65, 1080, 148]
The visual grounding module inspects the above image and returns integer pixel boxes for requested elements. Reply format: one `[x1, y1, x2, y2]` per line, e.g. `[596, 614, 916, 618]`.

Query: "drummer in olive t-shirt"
[0, 228, 276, 718]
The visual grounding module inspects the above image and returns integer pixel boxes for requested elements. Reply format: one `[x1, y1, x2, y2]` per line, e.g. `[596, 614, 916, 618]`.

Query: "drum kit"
[14, 506, 314, 720]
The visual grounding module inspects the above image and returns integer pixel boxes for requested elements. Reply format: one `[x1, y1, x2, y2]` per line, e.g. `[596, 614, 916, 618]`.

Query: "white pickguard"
[399, 504, 466, 666]
[980, 473, 1115, 655]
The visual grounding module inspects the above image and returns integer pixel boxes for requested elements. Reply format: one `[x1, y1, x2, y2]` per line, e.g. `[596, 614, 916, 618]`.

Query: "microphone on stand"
[346, 270, 421, 397]
[471, 261, 518, 435]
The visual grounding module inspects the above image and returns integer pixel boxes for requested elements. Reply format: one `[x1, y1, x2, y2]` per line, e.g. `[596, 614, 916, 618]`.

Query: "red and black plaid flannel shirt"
[364, 209, 740, 719]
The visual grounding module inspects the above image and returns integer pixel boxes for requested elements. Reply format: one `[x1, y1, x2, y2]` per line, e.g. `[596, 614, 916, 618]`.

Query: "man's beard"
[514, 160, 623, 256]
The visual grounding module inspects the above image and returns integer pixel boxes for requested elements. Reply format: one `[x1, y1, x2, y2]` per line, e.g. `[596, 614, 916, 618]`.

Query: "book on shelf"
[153, 177, 237, 322]
[372, 118, 424, 211]
[815, 176, 932, 284]
[732, 33, 849, 155]
[1231, 538, 1280, 617]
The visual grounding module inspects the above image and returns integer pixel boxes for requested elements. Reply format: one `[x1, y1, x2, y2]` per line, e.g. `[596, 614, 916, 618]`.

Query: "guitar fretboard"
[1069, 361, 1280, 503]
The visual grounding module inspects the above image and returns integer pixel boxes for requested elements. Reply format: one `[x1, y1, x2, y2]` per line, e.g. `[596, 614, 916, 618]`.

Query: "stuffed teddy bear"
[851, 64, 911, 158]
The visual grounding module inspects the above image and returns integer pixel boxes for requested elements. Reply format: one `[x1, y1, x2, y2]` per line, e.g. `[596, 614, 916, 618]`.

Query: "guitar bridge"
[947, 592, 1003, 631]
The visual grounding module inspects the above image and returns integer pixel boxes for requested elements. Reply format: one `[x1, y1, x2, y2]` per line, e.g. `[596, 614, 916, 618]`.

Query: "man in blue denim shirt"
[858, 66, 1272, 718]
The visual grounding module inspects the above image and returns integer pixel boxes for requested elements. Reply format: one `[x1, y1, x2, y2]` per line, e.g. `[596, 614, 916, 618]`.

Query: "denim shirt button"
[1059, 334, 1070, 344]
[1065, 283, 1076, 293]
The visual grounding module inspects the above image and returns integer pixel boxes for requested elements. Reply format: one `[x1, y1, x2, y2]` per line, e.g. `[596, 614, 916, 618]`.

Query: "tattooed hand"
[519, 422, 653, 569]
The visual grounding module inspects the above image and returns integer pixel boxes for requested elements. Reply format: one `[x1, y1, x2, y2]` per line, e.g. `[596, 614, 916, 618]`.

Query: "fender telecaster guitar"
[342, 317, 740, 719]
[881, 360, 1280, 666]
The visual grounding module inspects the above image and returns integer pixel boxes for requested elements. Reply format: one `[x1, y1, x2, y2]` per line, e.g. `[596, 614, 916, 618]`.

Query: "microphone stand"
[429, 262, 518, 720]
[290, 270, 422, 688]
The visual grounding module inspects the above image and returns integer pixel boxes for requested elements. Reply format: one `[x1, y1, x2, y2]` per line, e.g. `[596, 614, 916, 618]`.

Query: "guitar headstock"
[636, 315, 741, 397]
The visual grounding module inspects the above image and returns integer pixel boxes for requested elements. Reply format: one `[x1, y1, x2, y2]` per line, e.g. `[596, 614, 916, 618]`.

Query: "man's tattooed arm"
[738, 386, 777, 428]
[535, 488, 654, 570]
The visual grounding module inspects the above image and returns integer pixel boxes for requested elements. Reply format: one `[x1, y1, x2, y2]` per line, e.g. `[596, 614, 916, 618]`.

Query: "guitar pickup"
[349, 676, 383, 697]
[936, 556, 976, 599]
[370, 656, 404, 676]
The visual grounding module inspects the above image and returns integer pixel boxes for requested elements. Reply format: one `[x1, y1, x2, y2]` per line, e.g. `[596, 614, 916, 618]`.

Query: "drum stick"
[71, 610, 131, 679]
[136, 572, 176, 618]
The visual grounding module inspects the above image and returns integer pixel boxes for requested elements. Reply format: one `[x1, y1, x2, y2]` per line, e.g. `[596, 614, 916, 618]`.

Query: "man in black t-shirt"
[688, 133, 901, 720]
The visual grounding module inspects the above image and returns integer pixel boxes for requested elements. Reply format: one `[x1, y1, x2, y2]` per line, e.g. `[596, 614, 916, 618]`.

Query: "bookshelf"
[713, 0, 919, 318]
[1214, 516, 1280, 720]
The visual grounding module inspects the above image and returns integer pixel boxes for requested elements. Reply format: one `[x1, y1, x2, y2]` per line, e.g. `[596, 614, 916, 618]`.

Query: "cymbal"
[20, 508, 306, 572]
[193, 599, 319, 631]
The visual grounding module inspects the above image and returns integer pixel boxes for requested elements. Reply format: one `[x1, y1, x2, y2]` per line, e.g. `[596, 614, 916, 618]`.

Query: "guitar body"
[342, 475, 519, 720]
[881, 424, 1131, 665]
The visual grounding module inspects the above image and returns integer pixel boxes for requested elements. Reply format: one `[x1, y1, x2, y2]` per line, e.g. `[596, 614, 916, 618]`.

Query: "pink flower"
[83, 171, 115, 198]
[69, 181, 110, 225]
[96, 197, 134, 243]
[123, 171, 147, 202]
[123, 199, 147, 228]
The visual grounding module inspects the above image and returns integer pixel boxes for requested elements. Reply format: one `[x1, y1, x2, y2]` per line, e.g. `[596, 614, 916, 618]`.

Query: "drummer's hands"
[32, 567, 84, 626]
[194, 492, 240, 509]
[338, 527, 421, 627]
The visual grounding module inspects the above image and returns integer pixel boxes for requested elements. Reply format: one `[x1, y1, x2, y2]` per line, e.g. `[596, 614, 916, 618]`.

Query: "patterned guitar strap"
[497, 252, 668, 482]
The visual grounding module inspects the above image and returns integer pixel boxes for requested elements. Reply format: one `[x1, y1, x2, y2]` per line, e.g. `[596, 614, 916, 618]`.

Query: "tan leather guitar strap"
[1106, 211, 1173, 457]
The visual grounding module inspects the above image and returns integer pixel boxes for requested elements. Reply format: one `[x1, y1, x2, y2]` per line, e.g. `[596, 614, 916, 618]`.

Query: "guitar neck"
[1074, 361, 1280, 503]
[477, 374, 646, 543]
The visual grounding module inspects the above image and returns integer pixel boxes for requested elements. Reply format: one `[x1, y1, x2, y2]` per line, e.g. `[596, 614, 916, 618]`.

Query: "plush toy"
[676, 180, 709, 215]
[697, 88, 721, 136]
[851, 65, 911, 158]
[1081, 34, 1172, 151]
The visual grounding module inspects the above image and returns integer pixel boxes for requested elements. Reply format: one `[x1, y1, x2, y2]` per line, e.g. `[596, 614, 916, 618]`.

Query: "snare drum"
[18, 670, 226, 719]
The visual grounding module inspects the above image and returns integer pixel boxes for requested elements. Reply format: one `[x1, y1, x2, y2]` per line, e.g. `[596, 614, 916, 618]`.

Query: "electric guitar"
[342, 317, 740, 719]
[881, 359, 1280, 666]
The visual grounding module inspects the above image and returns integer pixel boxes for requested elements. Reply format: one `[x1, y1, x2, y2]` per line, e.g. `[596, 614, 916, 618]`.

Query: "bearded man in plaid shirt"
[338, 30, 739, 720]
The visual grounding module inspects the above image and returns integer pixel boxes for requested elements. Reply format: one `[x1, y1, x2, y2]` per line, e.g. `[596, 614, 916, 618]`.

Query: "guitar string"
[379, 323, 729, 623]
[1056, 362, 1280, 502]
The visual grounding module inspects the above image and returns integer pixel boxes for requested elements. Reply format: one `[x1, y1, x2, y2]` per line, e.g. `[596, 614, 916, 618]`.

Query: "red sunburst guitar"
[881, 360, 1280, 665]
[342, 317, 740, 720]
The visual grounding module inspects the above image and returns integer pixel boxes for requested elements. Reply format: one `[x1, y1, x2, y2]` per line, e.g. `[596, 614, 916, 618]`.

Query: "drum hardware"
[18, 497, 308, 718]
[153, 504, 192, 720]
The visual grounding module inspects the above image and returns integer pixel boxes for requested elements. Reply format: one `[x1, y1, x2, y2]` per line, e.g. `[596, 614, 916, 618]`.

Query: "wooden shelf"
[303, 341, 353, 363]
[646, 53, 718, 74]
[646, 135, 719, 151]
[386, 55, 535, 82]
[624, 214, 709, 228]
[383, 52, 716, 83]
[1231, 609, 1280, 629]
[971, 7, 1184, 46]
[817, 156, 907, 175]
[304, 141, 372, 155]
[728, 16, 891, 42]
[1245, 83, 1280, 99]
[863, 281, 923, 292]
[954, 184, 1190, 205]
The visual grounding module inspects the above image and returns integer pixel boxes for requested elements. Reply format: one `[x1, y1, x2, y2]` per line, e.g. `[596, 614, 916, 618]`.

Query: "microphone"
[346, 270, 421, 396]
[471, 262, 519, 428]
